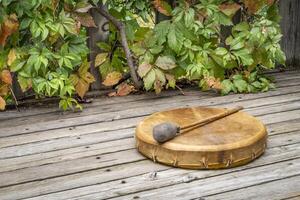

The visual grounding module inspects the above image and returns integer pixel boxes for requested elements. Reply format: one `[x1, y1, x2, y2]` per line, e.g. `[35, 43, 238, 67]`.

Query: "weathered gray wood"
[87, 7, 109, 90]
[1, 142, 299, 200]
[23, 153, 300, 200]
[107, 158, 300, 200]
[0, 110, 298, 187]
[204, 175, 300, 200]
[0, 70, 297, 123]
[0, 91, 299, 159]
[0, 71, 299, 200]
[0, 70, 296, 123]
[280, 1, 300, 68]
[0, 114, 299, 174]
[1, 81, 300, 137]
[0, 98, 299, 150]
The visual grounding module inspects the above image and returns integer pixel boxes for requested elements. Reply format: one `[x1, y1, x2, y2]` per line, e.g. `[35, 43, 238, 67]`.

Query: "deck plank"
[0, 102, 299, 166]
[0, 70, 299, 200]
[1, 83, 300, 137]
[203, 176, 300, 200]
[0, 70, 297, 122]
[1, 75, 299, 127]
[1, 142, 299, 200]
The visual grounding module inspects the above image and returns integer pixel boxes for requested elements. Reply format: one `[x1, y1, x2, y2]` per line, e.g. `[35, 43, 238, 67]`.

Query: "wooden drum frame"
[135, 107, 268, 169]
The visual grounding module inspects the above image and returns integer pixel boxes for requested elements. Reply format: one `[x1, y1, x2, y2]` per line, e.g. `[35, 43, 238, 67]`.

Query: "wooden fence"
[279, 0, 300, 68]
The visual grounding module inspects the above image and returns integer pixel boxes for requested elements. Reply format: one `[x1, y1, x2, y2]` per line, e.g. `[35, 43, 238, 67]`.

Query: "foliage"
[0, 0, 285, 110]
[96, 0, 285, 94]
[0, 0, 97, 110]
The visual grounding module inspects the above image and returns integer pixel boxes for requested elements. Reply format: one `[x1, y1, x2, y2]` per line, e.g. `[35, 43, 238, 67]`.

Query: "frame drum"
[135, 107, 267, 169]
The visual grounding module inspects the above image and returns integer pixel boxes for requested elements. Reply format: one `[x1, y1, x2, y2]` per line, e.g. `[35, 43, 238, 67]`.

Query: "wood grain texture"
[0, 70, 299, 200]
[280, 0, 300, 68]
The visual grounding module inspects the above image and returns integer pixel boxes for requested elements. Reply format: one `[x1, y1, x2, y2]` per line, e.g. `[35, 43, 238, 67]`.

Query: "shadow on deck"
[0, 70, 299, 200]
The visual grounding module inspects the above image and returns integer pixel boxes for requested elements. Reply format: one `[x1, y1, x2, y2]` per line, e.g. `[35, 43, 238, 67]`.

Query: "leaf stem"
[92, 3, 143, 89]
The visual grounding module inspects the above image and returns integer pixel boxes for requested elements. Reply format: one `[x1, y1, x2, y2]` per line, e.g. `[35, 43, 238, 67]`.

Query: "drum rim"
[135, 107, 268, 152]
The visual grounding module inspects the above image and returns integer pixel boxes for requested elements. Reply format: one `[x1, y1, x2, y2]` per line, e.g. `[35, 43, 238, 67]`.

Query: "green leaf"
[215, 47, 228, 56]
[213, 12, 232, 26]
[168, 24, 183, 53]
[184, 8, 195, 28]
[97, 42, 111, 51]
[154, 68, 166, 85]
[143, 69, 156, 91]
[221, 79, 233, 95]
[149, 46, 164, 55]
[233, 22, 250, 32]
[155, 56, 176, 70]
[233, 79, 248, 93]
[230, 41, 244, 50]
[232, 49, 254, 66]
[154, 20, 171, 45]
[10, 60, 26, 72]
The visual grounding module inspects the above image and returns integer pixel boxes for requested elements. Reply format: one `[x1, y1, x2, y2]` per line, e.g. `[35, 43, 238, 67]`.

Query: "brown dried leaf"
[219, 3, 241, 17]
[108, 91, 117, 97]
[75, 79, 90, 98]
[154, 80, 162, 94]
[102, 72, 122, 87]
[205, 76, 222, 90]
[7, 49, 16, 66]
[1, 70, 12, 85]
[0, 96, 5, 110]
[153, 0, 172, 16]
[243, 0, 271, 14]
[116, 83, 135, 96]
[267, 0, 276, 5]
[0, 14, 19, 46]
[75, 13, 96, 28]
[51, 0, 59, 11]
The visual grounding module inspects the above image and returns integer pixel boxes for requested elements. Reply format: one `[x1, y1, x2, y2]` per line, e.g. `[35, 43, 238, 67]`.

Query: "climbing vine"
[0, 0, 285, 110]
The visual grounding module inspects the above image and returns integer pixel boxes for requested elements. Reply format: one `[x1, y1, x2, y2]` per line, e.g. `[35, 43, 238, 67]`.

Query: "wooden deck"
[0, 70, 300, 200]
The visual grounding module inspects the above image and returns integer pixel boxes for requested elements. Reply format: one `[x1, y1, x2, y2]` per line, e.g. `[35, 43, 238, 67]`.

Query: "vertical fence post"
[279, 0, 300, 68]
[87, 7, 109, 90]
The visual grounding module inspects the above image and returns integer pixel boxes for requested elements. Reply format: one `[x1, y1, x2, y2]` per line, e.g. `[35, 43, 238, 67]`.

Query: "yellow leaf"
[95, 53, 108, 67]
[1, 70, 12, 85]
[102, 72, 122, 86]
[18, 76, 32, 92]
[7, 49, 16, 66]
[81, 72, 95, 84]
[0, 96, 6, 110]
[138, 63, 152, 78]
[69, 74, 79, 86]
[75, 79, 89, 98]
[0, 84, 10, 96]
